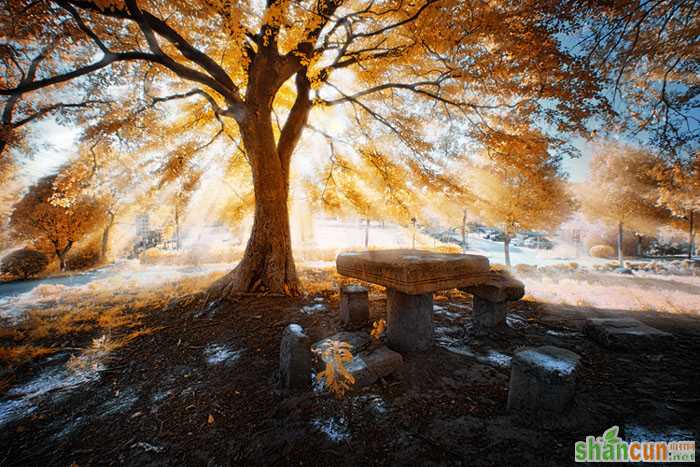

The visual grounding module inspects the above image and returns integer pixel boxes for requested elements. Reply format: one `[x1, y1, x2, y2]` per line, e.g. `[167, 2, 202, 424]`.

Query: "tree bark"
[55, 240, 73, 272]
[209, 46, 314, 297]
[617, 221, 624, 268]
[175, 206, 181, 250]
[210, 59, 307, 297]
[504, 235, 511, 268]
[364, 218, 370, 248]
[101, 213, 114, 262]
[689, 210, 695, 260]
[635, 233, 642, 257]
[461, 208, 467, 253]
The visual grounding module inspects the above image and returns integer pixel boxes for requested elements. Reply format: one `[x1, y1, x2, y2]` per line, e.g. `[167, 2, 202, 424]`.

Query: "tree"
[581, 0, 700, 158]
[654, 152, 700, 259]
[580, 142, 669, 267]
[0, 248, 49, 279]
[10, 175, 106, 271]
[470, 128, 574, 267]
[2, 0, 644, 295]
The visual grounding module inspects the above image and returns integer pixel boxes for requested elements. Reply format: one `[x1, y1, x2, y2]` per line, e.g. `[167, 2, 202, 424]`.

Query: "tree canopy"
[1, 0, 697, 293]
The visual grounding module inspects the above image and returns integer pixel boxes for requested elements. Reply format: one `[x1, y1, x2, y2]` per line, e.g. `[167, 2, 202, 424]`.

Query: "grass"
[0, 271, 224, 367]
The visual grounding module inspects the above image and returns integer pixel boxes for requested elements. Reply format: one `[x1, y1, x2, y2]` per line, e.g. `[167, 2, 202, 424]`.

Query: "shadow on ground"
[0, 270, 698, 466]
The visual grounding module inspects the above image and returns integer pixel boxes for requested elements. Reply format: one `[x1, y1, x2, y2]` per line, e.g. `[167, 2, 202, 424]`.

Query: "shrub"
[66, 238, 102, 271]
[589, 244, 615, 258]
[0, 248, 49, 279]
[513, 264, 537, 275]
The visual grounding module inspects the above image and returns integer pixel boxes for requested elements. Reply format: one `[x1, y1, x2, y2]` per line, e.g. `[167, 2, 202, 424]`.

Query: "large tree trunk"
[617, 221, 624, 268]
[210, 47, 313, 298]
[212, 121, 300, 296]
[504, 235, 511, 268]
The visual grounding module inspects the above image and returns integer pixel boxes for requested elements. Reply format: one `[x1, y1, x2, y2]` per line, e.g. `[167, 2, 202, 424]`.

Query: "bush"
[65, 238, 102, 271]
[1, 248, 49, 279]
[590, 244, 615, 258]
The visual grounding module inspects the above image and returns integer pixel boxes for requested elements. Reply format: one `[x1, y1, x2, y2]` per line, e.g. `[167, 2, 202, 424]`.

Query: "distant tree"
[580, 142, 670, 267]
[471, 128, 575, 267]
[0, 248, 49, 279]
[10, 175, 106, 271]
[652, 153, 700, 259]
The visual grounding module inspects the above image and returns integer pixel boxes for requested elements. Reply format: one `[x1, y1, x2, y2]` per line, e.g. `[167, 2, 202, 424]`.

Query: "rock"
[340, 284, 369, 326]
[615, 267, 633, 275]
[279, 324, 311, 391]
[584, 317, 672, 349]
[336, 249, 490, 295]
[460, 271, 525, 303]
[346, 346, 403, 387]
[471, 296, 506, 335]
[312, 331, 372, 355]
[386, 288, 433, 352]
[507, 345, 580, 413]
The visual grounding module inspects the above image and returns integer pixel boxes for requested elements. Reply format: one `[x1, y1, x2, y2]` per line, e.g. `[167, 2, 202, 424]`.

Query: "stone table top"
[336, 249, 490, 295]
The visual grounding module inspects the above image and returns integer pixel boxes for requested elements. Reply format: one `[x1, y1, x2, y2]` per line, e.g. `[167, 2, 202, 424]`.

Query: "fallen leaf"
[208, 414, 214, 425]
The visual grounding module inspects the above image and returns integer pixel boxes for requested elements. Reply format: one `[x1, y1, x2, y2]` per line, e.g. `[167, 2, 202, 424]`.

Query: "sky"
[18, 119, 81, 185]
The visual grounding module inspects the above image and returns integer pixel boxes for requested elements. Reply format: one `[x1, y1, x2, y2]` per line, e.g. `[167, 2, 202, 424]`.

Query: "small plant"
[0, 248, 49, 279]
[370, 319, 386, 340]
[316, 340, 355, 398]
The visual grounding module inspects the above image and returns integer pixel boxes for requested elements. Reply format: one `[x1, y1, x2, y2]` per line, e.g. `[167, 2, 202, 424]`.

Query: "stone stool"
[507, 345, 580, 413]
[460, 272, 524, 335]
[340, 284, 369, 326]
[279, 324, 311, 391]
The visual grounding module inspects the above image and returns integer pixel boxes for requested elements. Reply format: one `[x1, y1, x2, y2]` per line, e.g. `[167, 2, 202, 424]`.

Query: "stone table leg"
[386, 288, 433, 352]
[472, 296, 506, 335]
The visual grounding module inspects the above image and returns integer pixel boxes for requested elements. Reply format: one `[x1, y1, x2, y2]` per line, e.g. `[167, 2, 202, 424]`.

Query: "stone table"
[336, 249, 491, 351]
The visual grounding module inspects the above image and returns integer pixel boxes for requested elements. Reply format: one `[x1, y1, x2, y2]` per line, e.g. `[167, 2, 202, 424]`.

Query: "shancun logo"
[574, 426, 696, 463]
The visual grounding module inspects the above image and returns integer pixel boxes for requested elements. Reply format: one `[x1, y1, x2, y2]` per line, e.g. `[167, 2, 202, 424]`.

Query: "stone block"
[346, 346, 404, 387]
[507, 345, 580, 413]
[336, 249, 490, 295]
[472, 296, 506, 335]
[279, 324, 311, 391]
[459, 271, 525, 303]
[311, 331, 372, 355]
[340, 284, 369, 326]
[386, 288, 433, 352]
[584, 317, 672, 349]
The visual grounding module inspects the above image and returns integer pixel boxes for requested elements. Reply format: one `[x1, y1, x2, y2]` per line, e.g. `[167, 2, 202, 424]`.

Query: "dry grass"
[522, 272, 700, 315]
[0, 271, 223, 366]
[0, 344, 55, 365]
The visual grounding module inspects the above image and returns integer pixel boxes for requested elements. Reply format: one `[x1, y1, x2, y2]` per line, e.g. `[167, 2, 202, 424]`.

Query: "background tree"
[581, 0, 700, 157]
[580, 142, 670, 267]
[654, 152, 700, 259]
[10, 175, 106, 271]
[0, 248, 49, 279]
[1, 0, 610, 296]
[470, 128, 574, 267]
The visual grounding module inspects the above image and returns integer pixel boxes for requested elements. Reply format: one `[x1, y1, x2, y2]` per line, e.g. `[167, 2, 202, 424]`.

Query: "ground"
[0, 267, 698, 466]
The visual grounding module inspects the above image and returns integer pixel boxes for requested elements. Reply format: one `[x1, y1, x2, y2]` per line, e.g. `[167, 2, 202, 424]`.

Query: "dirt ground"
[1, 270, 699, 466]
